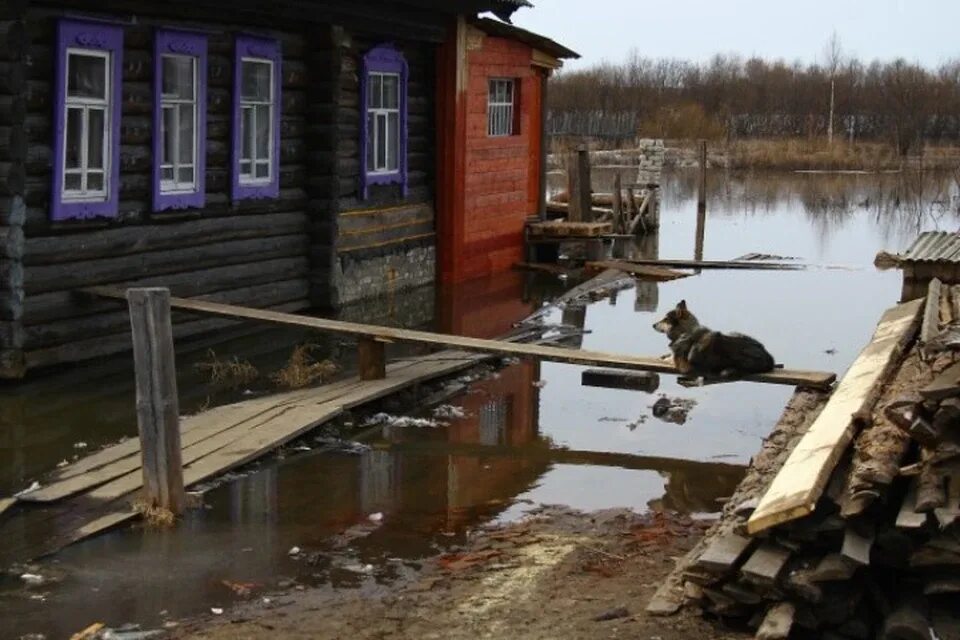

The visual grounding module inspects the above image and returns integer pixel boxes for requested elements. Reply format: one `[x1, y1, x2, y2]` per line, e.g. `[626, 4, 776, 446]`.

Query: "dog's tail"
[720, 333, 776, 374]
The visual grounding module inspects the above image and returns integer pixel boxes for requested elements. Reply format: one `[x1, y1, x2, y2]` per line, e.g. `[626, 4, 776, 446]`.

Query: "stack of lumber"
[650, 294, 960, 638]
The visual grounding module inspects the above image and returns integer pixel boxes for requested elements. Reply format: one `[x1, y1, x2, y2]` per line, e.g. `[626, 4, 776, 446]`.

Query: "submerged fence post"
[695, 140, 707, 263]
[358, 337, 386, 381]
[127, 287, 185, 516]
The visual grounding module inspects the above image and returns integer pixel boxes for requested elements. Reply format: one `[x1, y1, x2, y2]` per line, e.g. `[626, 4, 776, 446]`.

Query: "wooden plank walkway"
[0, 350, 485, 564]
[746, 299, 924, 534]
[82, 286, 837, 389]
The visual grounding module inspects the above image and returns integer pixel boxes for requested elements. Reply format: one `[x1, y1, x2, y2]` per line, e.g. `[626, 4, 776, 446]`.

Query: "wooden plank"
[611, 173, 623, 234]
[841, 527, 874, 565]
[920, 277, 943, 346]
[576, 145, 591, 221]
[0, 497, 14, 519]
[581, 368, 659, 392]
[695, 533, 753, 573]
[527, 221, 612, 238]
[127, 288, 185, 514]
[747, 299, 924, 534]
[808, 553, 857, 582]
[618, 258, 808, 271]
[920, 360, 960, 401]
[756, 602, 795, 640]
[585, 260, 690, 281]
[739, 542, 791, 585]
[896, 479, 928, 529]
[83, 286, 837, 390]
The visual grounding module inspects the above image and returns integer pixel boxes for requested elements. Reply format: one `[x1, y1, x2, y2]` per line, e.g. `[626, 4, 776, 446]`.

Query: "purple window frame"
[153, 29, 207, 212]
[231, 35, 281, 201]
[51, 20, 123, 221]
[360, 44, 408, 200]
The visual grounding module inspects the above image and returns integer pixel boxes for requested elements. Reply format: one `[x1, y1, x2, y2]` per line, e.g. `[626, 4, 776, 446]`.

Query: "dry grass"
[270, 343, 339, 390]
[133, 498, 176, 528]
[194, 349, 259, 388]
[724, 139, 900, 171]
[639, 103, 725, 141]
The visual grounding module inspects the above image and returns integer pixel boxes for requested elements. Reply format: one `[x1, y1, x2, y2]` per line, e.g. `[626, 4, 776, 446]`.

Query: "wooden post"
[358, 337, 386, 380]
[567, 144, 591, 222]
[611, 173, 623, 233]
[127, 287, 185, 516]
[697, 139, 707, 214]
[577, 144, 591, 220]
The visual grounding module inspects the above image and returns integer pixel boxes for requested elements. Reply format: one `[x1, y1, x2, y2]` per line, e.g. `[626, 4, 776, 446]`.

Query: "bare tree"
[823, 32, 844, 144]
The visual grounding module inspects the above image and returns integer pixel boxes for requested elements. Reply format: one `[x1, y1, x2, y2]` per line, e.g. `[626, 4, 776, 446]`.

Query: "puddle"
[3, 169, 960, 637]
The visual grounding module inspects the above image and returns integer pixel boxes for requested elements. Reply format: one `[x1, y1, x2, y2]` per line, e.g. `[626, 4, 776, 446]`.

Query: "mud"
[172, 507, 746, 640]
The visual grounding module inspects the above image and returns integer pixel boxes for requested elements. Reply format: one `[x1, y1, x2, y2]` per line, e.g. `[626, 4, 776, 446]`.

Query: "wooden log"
[920, 277, 943, 348]
[896, 479, 928, 529]
[808, 553, 857, 582]
[611, 173, 623, 234]
[933, 470, 960, 528]
[581, 368, 659, 392]
[357, 337, 386, 381]
[920, 361, 960, 401]
[841, 527, 874, 565]
[739, 542, 791, 585]
[880, 595, 930, 640]
[697, 139, 707, 214]
[584, 260, 689, 281]
[627, 191, 651, 235]
[756, 602, 795, 640]
[576, 145, 591, 221]
[747, 299, 924, 534]
[127, 288, 184, 516]
[916, 451, 946, 512]
[694, 533, 753, 573]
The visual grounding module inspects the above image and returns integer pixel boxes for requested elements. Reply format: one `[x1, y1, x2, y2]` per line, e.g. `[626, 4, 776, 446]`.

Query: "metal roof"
[901, 231, 960, 263]
[472, 17, 580, 59]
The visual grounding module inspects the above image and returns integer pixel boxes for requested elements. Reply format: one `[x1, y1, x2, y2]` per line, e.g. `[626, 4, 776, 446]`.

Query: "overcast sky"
[507, 0, 959, 70]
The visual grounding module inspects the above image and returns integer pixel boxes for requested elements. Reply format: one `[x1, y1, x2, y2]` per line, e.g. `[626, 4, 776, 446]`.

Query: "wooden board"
[581, 368, 659, 392]
[526, 220, 612, 238]
[0, 497, 14, 519]
[739, 542, 791, 585]
[584, 260, 690, 281]
[921, 277, 943, 345]
[616, 258, 808, 271]
[841, 527, 874, 565]
[746, 299, 924, 534]
[920, 360, 960, 401]
[695, 533, 753, 573]
[83, 286, 838, 390]
[896, 480, 929, 529]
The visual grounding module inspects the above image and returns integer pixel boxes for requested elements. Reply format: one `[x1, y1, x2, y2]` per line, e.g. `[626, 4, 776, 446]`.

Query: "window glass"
[162, 56, 194, 99]
[241, 60, 271, 100]
[67, 53, 107, 99]
[87, 108, 105, 169]
[65, 108, 83, 169]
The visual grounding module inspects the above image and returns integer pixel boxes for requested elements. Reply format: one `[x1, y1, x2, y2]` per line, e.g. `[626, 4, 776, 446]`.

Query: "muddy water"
[4, 169, 959, 638]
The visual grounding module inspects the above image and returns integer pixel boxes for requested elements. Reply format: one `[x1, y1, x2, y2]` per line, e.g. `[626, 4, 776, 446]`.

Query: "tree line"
[547, 48, 960, 154]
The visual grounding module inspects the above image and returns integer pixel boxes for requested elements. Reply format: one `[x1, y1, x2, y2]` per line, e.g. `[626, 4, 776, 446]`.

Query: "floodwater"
[3, 169, 959, 638]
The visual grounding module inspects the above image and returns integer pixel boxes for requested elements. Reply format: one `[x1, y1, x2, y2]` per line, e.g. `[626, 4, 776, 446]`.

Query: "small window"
[232, 36, 281, 201]
[52, 21, 123, 221]
[360, 44, 408, 200]
[488, 79, 516, 137]
[153, 29, 207, 211]
[366, 72, 401, 175]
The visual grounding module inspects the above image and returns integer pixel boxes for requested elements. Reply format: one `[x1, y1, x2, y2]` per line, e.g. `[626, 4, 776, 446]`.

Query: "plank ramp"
[746, 299, 924, 534]
[82, 286, 837, 390]
[0, 350, 485, 563]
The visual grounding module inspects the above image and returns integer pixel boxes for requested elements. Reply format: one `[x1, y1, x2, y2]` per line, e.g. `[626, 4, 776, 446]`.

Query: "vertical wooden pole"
[695, 140, 707, 264]
[127, 287, 184, 516]
[358, 337, 386, 380]
[577, 144, 592, 221]
[611, 173, 623, 233]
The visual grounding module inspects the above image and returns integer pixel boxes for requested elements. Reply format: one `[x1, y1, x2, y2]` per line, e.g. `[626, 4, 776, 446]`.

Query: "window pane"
[376, 113, 386, 169]
[177, 167, 194, 184]
[87, 108, 105, 169]
[241, 60, 271, 101]
[87, 172, 103, 192]
[68, 53, 107, 99]
[369, 74, 382, 109]
[382, 75, 399, 109]
[255, 104, 270, 160]
[162, 106, 176, 164]
[241, 107, 253, 161]
[255, 162, 269, 179]
[178, 104, 194, 165]
[161, 166, 174, 181]
[387, 112, 399, 170]
[366, 111, 375, 171]
[64, 173, 81, 191]
[162, 56, 194, 100]
[239, 160, 252, 176]
[65, 107, 83, 169]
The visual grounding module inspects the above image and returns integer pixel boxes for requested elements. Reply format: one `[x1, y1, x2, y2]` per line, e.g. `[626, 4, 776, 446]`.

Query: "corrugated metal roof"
[902, 231, 960, 263]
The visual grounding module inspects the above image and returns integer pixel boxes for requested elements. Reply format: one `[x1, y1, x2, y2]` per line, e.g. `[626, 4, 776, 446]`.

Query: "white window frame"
[238, 56, 274, 186]
[487, 78, 516, 137]
[159, 54, 199, 195]
[62, 47, 111, 202]
[367, 71, 401, 176]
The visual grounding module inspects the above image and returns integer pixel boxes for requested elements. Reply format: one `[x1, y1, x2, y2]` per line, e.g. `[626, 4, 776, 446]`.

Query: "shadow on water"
[5, 168, 960, 636]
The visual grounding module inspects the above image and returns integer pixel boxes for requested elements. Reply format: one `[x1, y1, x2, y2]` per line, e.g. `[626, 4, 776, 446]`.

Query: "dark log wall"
[0, 6, 28, 379]
[17, 9, 312, 372]
[330, 34, 437, 306]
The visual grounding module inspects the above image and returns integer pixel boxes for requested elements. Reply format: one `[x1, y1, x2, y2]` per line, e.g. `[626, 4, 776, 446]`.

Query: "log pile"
[653, 285, 960, 639]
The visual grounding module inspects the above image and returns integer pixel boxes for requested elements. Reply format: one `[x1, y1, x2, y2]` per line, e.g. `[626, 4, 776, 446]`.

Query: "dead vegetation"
[194, 349, 259, 388]
[724, 138, 903, 171]
[270, 343, 339, 389]
[132, 498, 176, 528]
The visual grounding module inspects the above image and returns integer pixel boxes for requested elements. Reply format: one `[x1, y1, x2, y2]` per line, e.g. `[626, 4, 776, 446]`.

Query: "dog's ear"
[676, 299, 687, 315]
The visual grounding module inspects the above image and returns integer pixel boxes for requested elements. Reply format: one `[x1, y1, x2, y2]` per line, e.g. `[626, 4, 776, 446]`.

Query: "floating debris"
[14, 481, 41, 498]
[433, 404, 466, 420]
[368, 512, 384, 523]
[20, 573, 44, 586]
[288, 546, 301, 556]
[362, 413, 443, 429]
[651, 395, 697, 425]
[210, 608, 223, 615]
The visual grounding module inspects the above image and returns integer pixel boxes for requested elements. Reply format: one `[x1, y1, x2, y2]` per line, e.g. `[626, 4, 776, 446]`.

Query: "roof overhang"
[470, 16, 579, 66]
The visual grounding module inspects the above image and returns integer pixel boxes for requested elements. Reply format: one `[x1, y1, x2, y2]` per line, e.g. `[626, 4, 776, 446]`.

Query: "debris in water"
[625, 416, 648, 431]
[343, 563, 374, 574]
[651, 395, 697, 425]
[96, 624, 165, 640]
[20, 573, 44, 585]
[56, 459, 69, 468]
[432, 404, 466, 420]
[592, 606, 630, 622]
[210, 608, 224, 615]
[221, 580, 258, 597]
[68, 622, 104, 639]
[532, 380, 547, 388]
[598, 417, 628, 422]
[824, 348, 837, 355]
[362, 413, 442, 428]
[73, 441, 88, 449]
[288, 546, 301, 556]
[15, 481, 41, 497]
[368, 512, 384, 523]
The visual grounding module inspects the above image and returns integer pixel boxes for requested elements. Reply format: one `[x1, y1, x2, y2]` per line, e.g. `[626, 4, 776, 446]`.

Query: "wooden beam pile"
[656, 293, 960, 638]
